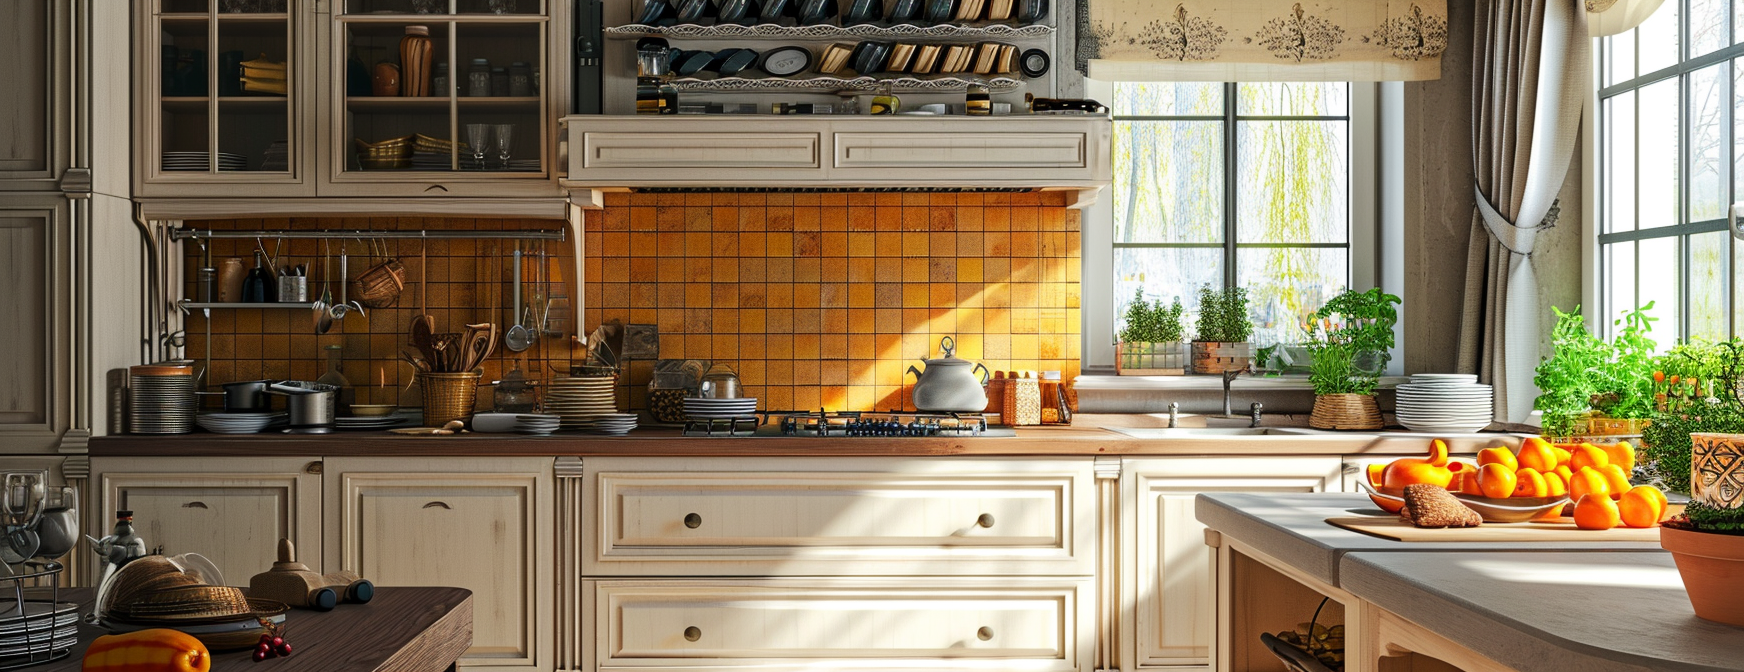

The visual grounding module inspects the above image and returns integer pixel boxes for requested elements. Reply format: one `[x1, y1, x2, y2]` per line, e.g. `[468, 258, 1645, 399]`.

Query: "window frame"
[1592, 2, 1744, 341]
[1080, 80, 1383, 372]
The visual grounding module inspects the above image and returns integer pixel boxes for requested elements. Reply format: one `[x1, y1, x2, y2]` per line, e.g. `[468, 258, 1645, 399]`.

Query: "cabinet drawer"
[588, 579, 1090, 672]
[586, 464, 1093, 575]
[833, 133, 1088, 169]
[581, 132, 821, 169]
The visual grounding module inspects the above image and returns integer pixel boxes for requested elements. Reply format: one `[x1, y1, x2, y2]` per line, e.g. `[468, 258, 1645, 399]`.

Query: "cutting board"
[1325, 515, 1663, 542]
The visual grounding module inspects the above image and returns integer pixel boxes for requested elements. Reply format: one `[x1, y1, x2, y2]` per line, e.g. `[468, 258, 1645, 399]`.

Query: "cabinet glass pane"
[344, 21, 454, 171]
[217, 16, 292, 172]
[457, 22, 542, 171]
[164, 0, 209, 12]
[160, 17, 211, 170]
[345, 0, 540, 14]
[457, 0, 541, 15]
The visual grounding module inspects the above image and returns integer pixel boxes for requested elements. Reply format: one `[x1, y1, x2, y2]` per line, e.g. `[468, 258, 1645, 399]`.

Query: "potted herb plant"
[1533, 303, 1659, 439]
[1116, 288, 1187, 375]
[1312, 287, 1401, 374]
[1641, 339, 1744, 627]
[1190, 286, 1254, 375]
[1304, 311, 1384, 431]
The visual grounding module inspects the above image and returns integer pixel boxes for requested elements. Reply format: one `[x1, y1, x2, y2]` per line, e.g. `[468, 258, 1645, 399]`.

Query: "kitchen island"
[1197, 492, 1743, 672]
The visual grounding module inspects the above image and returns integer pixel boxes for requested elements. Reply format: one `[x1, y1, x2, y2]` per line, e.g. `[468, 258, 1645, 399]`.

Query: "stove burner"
[772, 410, 988, 437]
[682, 415, 761, 437]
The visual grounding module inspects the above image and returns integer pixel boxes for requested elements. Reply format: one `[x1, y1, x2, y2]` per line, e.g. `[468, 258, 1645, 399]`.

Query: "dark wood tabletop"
[35, 587, 471, 672]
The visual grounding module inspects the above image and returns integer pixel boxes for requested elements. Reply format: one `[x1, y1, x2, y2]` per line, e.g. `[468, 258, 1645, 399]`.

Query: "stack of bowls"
[588, 413, 639, 436]
[515, 414, 561, 435]
[1395, 374, 1494, 433]
[546, 376, 619, 431]
[683, 397, 758, 421]
[129, 365, 197, 434]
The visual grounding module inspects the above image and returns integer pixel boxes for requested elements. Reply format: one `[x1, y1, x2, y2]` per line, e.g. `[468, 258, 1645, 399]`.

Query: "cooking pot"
[906, 336, 990, 412]
[221, 380, 274, 412]
[267, 381, 338, 433]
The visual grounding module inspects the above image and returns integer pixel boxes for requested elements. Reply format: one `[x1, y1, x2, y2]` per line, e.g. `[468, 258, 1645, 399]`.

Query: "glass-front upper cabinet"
[138, 0, 309, 196]
[327, 0, 563, 196]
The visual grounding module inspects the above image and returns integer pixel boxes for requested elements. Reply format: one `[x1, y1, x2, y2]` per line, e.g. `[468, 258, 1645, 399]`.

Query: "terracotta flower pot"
[1660, 525, 1744, 627]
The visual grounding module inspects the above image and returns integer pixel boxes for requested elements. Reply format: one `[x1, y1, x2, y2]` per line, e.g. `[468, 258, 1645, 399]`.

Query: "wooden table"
[34, 587, 471, 672]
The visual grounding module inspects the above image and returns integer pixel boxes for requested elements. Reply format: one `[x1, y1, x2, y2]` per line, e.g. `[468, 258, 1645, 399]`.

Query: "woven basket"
[1309, 393, 1383, 431]
[419, 371, 482, 426]
[352, 258, 406, 308]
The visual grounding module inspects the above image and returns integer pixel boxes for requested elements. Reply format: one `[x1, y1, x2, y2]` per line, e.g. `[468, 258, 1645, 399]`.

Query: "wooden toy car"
[248, 538, 373, 611]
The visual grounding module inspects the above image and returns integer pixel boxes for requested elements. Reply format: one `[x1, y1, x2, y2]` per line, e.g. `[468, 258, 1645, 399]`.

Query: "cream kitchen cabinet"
[1119, 457, 1342, 671]
[324, 456, 553, 672]
[89, 456, 324, 586]
[584, 577, 1094, 672]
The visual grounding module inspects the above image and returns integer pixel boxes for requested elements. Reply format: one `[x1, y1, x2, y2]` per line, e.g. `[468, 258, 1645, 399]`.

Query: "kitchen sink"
[1103, 427, 1321, 438]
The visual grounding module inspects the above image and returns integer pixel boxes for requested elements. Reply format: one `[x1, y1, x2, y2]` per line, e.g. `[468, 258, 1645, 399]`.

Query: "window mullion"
[1224, 82, 1239, 289]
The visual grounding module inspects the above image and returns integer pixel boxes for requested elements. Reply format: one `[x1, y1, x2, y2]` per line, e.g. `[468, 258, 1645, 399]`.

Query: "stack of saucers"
[129, 365, 197, 434]
[1395, 374, 1494, 433]
[588, 413, 639, 436]
[546, 376, 619, 430]
[684, 397, 758, 421]
[195, 412, 282, 434]
[334, 415, 409, 431]
[515, 414, 561, 435]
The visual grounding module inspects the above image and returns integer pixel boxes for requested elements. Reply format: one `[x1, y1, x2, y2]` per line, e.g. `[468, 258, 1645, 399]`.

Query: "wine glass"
[464, 123, 491, 170]
[487, 0, 517, 13]
[493, 124, 514, 171]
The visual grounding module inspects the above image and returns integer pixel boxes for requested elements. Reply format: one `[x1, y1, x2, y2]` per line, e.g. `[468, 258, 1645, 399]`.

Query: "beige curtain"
[1457, 0, 1589, 424]
[1076, 1, 1448, 81]
[1585, 0, 1665, 37]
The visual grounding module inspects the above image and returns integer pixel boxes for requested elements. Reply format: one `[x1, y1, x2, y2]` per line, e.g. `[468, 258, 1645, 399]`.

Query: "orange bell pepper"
[82, 629, 210, 672]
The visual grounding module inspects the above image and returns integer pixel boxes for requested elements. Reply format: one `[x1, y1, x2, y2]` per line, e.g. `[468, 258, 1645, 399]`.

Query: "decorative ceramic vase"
[398, 26, 432, 97]
[1662, 433, 1744, 627]
[371, 62, 400, 96]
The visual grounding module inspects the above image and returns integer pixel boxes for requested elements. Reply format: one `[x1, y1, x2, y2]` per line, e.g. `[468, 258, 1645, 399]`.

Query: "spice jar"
[509, 61, 532, 97]
[1039, 371, 1071, 424]
[1002, 371, 1041, 426]
[431, 62, 449, 96]
[466, 58, 491, 97]
[648, 371, 692, 424]
[490, 67, 510, 97]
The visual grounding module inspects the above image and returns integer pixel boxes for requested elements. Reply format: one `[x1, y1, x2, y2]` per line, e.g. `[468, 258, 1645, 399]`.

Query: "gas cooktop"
[681, 410, 1015, 438]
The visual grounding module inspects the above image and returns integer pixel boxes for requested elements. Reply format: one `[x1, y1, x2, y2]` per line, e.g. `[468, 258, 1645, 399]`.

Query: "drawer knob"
[684, 513, 703, 529]
[977, 626, 994, 641]
[976, 513, 995, 528]
[684, 626, 702, 642]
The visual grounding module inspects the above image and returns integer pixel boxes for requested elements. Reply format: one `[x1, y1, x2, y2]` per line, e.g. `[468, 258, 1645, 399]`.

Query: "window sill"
[1072, 373, 1409, 391]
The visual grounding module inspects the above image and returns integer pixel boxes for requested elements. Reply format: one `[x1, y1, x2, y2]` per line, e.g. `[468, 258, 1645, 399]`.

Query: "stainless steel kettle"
[906, 336, 990, 412]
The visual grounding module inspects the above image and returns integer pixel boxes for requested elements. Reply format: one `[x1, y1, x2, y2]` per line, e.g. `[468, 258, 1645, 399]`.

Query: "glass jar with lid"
[647, 360, 709, 424]
[466, 58, 491, 97]
[509, 62, 533, 97]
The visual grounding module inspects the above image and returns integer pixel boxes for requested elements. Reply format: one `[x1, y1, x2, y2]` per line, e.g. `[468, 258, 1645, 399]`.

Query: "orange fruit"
[1602, 441, 1637, 474]
[1426, 439, 1450, 467]
[1568, 467, 1611, 502]
[1601, 464, 1633, 497]
[1573, 494, 1622, 530]
[1517, 441, 1559, 472]
[1542, 470, 1569, 497]
[1553, 465, 1574, 484]
[1512, 468, 1548, 498]
[1570, 444, 1609, 471]
[1618, 486, 1667, 528]
[1478, 463, 1517, 499]
[1635, 483, 1669, 511]
[1551, 444, 1574, 467]
[1366, 463, 1386, 489]
[1477, 447, 1518, 471]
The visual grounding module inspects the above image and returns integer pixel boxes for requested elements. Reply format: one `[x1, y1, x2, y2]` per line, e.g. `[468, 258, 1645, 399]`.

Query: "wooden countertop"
[1341, 552, 1740, 672]
[87, 425, 1508, 458]
[36, 586, 471, 672]
[1194, 492, 1665, 585]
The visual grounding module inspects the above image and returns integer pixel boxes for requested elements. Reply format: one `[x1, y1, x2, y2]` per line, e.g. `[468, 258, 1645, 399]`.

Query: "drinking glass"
[465, 123, 491, 170]
[487, 0, 517, 12]
[493, 124, 514, 170]
[411, 0, 445, 13]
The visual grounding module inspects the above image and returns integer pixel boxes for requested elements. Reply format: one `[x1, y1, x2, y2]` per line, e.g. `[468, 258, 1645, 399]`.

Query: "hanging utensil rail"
[169, 228, 566, 241]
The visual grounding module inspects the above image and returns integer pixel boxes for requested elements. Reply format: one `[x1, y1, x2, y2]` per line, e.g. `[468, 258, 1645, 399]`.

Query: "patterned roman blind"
[1076, 1, 1448, 82]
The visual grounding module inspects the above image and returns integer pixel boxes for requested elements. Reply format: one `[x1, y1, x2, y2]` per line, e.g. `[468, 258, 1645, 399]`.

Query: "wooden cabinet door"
[0, 0, 67, 188]
[1120, 457, 1341, 671]
[91, 457, 322, 586]
[325, 457, 552, 672]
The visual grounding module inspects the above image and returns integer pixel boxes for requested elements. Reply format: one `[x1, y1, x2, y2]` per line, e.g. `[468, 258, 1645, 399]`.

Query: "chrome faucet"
[1167, 402, 1180, 428]
[1250, 402, 1264, 428]
[1221, 367, 1251, 418]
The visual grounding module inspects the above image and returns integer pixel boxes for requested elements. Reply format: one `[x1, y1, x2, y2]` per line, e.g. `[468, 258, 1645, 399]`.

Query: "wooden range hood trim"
[133, 197, 576, 221]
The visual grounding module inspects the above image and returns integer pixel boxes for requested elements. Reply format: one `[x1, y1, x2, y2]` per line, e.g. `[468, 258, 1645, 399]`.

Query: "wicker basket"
[1116, 341, 1186, 375]
[418, 371, 482, 426]
[352, 258, 406, 309]
[1309, 393, 1383, 431]
[1190, 341, 1254, 375]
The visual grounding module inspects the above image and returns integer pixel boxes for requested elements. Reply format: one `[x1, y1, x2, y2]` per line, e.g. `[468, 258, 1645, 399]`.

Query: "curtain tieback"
[1474, 184, 1558, 257]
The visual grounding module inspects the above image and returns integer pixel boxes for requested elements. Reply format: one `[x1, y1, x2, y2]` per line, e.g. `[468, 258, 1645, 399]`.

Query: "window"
[1598, 2, 1744, 340]
[1107, 82, 1356, 348]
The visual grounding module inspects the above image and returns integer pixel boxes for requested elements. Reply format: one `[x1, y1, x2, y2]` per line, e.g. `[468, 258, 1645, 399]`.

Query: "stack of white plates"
[162, 151, 248, 171]
[588, 413, 639, 436]
[195, 412, 282, 434]
[684, 397, 759, 420]
[335, 415, 408, 431]
[129, 366, 197, 434]
[515, 414, 561, 435]
[1396, 374, 1494, 433]
[547, 376, 619, 430]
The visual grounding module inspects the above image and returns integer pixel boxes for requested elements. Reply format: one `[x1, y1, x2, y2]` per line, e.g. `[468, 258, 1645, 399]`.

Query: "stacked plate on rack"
[1395, 374, 1495, 434]
[587, 413, 639, 436]
[0, 600, 78, 665]
[546, 376, 619, 430]
[195, 412, 283, 434]
[514, 414, 561, 435]
[162, 151, 248, 171]
[335, 415, 409, 431]
[684, 397, 759, 420]
[129, 365, 197, 434]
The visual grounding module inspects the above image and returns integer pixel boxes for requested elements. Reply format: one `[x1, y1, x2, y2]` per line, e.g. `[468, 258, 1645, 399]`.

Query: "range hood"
[559, 115, 1112, 208]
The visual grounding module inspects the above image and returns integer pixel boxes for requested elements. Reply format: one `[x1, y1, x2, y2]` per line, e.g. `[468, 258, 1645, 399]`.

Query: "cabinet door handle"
[423, 501, 452, 509]
[683, 513, 702, 529]
[977, 626, 994, 641]
[976, 513, 995, 528]
[684, 626, 702, 642]
[182, 501, 208, 509]
[424, 184, 449, 193]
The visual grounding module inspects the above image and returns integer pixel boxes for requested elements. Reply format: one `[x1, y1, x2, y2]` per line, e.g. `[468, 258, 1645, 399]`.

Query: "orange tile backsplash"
[183, 190, 1080, 415]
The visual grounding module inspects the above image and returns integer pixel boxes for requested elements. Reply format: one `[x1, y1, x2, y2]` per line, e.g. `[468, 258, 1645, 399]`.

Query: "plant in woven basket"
[1193, 286, 1252, 343]
[1304, 317, 1378, 397]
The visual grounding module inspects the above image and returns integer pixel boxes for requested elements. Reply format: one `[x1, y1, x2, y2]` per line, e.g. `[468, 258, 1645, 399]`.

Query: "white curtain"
[1584, 0, 1665, 37]
[1076, 1, 1448, 81]
[1457, 0, 1589, 424]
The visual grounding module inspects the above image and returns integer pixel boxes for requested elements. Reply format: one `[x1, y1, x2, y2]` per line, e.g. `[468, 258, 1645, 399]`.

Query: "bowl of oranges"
[1368, 437, 1670, 528]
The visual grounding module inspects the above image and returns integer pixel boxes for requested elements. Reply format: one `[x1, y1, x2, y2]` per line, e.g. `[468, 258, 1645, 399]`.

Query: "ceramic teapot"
[906, 336, 991, 412]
